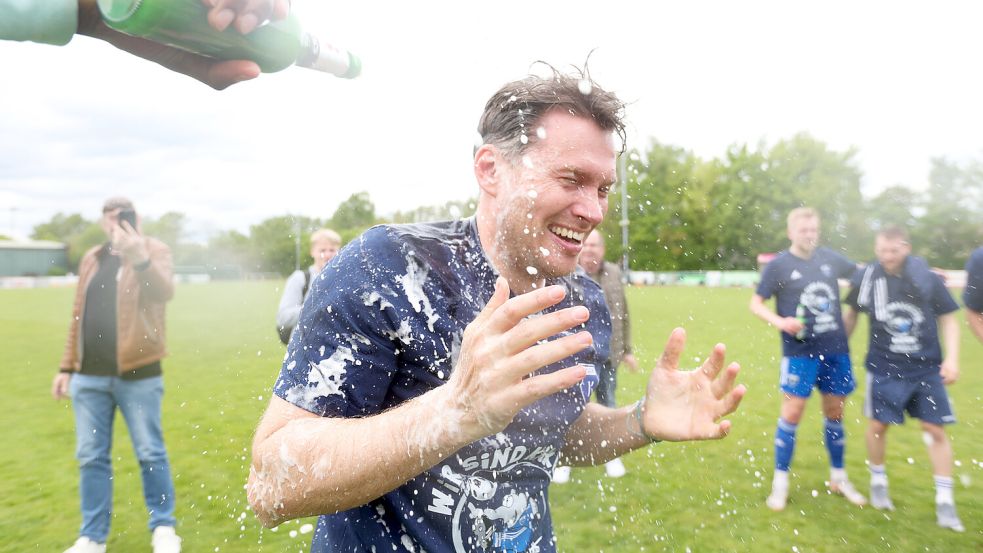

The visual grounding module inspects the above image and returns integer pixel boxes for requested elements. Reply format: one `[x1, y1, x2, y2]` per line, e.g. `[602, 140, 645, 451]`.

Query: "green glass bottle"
[97, 0, 360, 78]
[794, 303, 807, 342]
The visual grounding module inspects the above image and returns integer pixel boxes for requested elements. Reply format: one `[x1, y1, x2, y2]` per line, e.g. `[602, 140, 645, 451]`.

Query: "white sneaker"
[936, 502, 965, 533]
[766, 485, 788, 511]
[869, 482, 895, 511]
[64, 537, 106, 553]
[605, 458, 627, 478]
[551, 466, 571, 484]
[152, 526, 182, 553]
[830, 478, 867, 507]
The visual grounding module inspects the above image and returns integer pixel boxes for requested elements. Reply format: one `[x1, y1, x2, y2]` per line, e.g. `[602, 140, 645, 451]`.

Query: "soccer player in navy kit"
[750, 207, 866, 511]
[964, 246, 983, 343]
[844, 226, 964, 532]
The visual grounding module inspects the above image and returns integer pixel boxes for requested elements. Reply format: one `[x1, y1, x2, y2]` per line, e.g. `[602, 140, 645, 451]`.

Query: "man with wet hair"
[844, 226, 964, 532]
[247, 65, 745, 553]
[750, 207, 866, 511]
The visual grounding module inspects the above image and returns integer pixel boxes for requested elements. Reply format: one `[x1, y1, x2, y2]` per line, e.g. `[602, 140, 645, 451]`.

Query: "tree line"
[598, 133, 983, 270]
[30, 133, 983, 276]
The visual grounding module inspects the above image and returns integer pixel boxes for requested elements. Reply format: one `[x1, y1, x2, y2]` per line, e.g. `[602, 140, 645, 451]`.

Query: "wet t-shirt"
[756, 247, 856, 357]
[273, 218, 611, 553]
[846, 262, 959, 379]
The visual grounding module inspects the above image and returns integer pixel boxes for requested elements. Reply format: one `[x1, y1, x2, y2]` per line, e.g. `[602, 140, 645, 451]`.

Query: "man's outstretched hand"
[640, 328, 745, 442]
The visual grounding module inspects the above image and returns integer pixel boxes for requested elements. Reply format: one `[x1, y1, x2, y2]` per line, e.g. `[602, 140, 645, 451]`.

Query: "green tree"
[389, 198, 477, 224]
[330, 192, 377, 243]
[31, 213, 91, 242]
[141, 212, 186, 249]
[764, 133, 867, 261]
[248, 215, 323, 275]
[911, 157, 983, 267]
[865, 185, 919, 231]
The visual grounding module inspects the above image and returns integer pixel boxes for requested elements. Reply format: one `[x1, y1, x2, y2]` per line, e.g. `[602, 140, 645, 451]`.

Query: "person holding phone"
[51, 197, 181, 553]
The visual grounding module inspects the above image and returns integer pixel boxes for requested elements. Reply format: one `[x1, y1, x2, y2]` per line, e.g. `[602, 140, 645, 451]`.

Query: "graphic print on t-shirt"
[881, 301, 925, 354]
[428, 440, 558, 553]
[799, 281, 840, 335]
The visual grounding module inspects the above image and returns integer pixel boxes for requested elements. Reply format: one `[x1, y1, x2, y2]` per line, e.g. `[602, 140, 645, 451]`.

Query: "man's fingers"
[503, 306, 589, 354]
[470, 277, 510, 329]
[699, 343, 726, 380]
[656, 327, 686, 371]
[710, 361, 740, 399]
[508, 365, 587, 407]
[716, 383, 747, 419]
[486, 284, 567, 334]
[505, 332, 592, 379]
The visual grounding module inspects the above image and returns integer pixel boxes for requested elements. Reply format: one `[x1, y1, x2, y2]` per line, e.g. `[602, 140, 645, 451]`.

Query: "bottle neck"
[295, 33, 359, 77]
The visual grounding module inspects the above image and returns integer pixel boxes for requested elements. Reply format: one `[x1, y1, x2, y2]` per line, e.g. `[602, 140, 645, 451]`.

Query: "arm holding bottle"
[0, 0, 289, 89]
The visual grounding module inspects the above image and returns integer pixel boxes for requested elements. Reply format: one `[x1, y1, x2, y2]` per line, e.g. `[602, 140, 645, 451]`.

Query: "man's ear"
[474, 144, 505, 198]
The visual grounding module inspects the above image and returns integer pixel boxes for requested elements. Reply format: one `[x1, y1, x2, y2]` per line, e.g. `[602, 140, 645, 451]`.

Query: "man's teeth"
[550, 226, 585, 243]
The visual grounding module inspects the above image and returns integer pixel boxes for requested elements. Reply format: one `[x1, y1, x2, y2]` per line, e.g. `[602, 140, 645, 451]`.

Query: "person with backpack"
[276, 228, 342, 345]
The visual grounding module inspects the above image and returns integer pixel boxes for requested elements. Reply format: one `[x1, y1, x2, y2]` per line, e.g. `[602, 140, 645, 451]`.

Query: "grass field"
[0, 282, 980, 552]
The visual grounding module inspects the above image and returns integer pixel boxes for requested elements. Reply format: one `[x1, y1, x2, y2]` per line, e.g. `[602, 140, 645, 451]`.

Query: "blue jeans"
[594, 360, 617, 408]
[69, 374, 176, 543]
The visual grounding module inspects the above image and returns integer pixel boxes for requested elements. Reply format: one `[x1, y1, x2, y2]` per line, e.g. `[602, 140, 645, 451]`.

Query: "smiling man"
[246, 65, 746, 553]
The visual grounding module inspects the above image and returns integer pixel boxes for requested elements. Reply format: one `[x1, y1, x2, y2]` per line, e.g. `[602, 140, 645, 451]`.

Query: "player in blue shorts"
[964, 246, 983, 343]
[844, 226, 964, 532]
[751, 207, 866, 511]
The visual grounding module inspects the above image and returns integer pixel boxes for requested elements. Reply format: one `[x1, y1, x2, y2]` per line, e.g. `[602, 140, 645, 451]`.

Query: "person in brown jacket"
[553, 229, 638, 482]
[50, 197, 182, 553]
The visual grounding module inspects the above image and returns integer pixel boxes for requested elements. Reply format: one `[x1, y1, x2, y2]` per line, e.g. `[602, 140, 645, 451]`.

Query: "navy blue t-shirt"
[964, 247, 983, 312]
[273, 218, 611, 553]
[846, 259, 959, 379]
[756, 247, 856, 357]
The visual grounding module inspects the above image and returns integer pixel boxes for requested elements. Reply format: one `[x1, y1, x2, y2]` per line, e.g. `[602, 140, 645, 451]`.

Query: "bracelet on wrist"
[626, 398, 661, 443]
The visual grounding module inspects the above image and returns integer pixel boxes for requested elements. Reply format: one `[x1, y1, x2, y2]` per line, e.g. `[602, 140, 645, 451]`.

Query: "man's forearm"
[940, 313, 960, 361]
[750, 300, 784, 328]
[967, 310, 983, 343]
[248, 387, 478, 527]
[559, 402, 651, 466]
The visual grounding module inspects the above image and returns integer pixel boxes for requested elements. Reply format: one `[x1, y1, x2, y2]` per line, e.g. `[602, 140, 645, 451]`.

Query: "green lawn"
[0, 282, 980, 552]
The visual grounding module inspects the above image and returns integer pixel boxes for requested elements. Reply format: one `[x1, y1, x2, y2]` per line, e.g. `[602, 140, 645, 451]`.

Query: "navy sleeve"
[930, 273, 960, 316]
[844, 267, 864, 310]
[756, 259, 780, 299]
[273, 227, 405, 417]
[964, 249, 983, 312]
[832, 250, 857, 279]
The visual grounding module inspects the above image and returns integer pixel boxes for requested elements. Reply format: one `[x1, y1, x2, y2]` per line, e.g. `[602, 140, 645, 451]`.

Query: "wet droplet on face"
[526, 266, 539, 275]
[536, 126, 547, 140]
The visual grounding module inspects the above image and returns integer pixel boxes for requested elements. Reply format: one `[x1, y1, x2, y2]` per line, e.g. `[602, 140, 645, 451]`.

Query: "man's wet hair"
[476, 61, 627, 160]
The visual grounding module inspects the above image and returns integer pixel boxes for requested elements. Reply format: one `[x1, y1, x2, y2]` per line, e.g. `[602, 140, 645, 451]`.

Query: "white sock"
[869, 464, 888, 486]
[934, 475, 954, 505]
[773, 469, 789, 490]
[830, 467, 847, 483]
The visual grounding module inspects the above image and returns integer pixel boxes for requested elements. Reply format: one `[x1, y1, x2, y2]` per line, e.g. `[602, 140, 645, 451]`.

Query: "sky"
[2, 0, 982, 242]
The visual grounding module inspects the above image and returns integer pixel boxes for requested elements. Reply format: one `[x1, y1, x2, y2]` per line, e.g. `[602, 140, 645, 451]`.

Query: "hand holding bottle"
[203, 0, 291, 35]
[77, 0, 290, 89]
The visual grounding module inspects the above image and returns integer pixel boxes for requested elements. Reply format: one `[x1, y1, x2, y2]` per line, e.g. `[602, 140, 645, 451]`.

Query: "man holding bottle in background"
[750, 207, 866, 511]
[0, 0, 289, 89]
